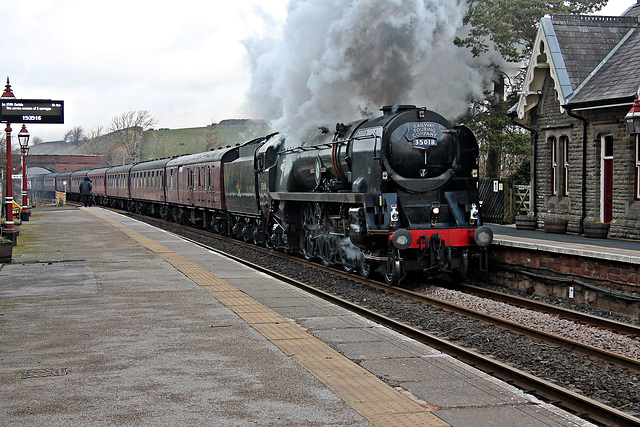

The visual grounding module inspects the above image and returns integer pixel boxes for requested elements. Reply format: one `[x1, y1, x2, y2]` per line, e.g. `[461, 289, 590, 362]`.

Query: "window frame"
[635, 135, 640, 200]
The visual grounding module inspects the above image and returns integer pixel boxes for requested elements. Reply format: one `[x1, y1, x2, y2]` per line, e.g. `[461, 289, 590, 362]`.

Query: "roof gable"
[515, 14, 639, 120]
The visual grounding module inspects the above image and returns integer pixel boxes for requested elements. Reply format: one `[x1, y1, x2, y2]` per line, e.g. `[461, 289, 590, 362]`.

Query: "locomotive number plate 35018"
[412, 138, 438, 148]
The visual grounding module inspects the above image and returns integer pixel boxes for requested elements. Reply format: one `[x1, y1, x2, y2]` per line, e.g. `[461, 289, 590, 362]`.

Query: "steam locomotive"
[33, 105, 492, 285]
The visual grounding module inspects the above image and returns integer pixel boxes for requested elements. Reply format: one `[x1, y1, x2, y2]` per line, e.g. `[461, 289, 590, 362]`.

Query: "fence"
[479, 180, 531, 224]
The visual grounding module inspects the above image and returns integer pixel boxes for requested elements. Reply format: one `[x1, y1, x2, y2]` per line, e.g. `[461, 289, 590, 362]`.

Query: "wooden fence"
[479, 180, 531, 224]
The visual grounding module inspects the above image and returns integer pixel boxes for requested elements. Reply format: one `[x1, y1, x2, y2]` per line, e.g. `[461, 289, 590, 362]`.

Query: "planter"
[584, 222, 609, 239]
[515, 215, 537, 230]
[0, 243, 12, 263]
[544, 218, 568, 234]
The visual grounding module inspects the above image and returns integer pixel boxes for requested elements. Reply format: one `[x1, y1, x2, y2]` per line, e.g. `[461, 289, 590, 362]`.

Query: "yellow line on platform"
[88, 209, 448, 427]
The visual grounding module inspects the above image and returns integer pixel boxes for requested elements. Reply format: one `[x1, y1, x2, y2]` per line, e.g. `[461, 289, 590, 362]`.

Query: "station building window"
[635, 135, 640, 200]
[550, 136, 569, 197]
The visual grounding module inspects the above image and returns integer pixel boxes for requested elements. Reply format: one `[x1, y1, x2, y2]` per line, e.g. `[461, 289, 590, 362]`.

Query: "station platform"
[1, 207, 594, 426]
[488, 223, 640, 265]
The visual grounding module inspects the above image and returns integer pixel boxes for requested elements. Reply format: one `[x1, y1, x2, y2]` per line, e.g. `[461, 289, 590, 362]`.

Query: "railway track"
[122, 210, 640, 425]
[460, 282, 640, 334]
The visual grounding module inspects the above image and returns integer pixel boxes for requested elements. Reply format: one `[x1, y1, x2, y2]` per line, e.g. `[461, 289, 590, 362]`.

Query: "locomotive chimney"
[381, 105, 417, 116]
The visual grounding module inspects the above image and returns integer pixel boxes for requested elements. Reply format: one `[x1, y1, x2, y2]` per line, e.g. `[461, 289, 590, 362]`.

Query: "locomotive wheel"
[358, 254, 371, 279]
[301, 203, 320, 261]
[319, 234, 332, 266]
[384, 249, 403, 286]
[301, 233, 314, 260]
[341, 250, 358, 273]
[159, 205, 169, 220]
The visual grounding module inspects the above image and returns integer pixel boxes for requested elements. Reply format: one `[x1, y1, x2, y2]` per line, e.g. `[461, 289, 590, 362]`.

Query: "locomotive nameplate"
[0, 99, 64, 124]
[405, 122, 442, 141]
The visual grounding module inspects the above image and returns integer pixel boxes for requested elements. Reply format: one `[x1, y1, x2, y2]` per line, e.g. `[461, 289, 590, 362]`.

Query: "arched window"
[561, 135, 569, 197]
[550, 136, 569, 197]
[550, 136, 557, 196]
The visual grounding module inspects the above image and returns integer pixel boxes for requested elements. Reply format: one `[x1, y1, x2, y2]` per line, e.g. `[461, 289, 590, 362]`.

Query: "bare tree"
[109, 111, 157, 163]
[31, 136, 44, 145]
[86, 125, 104, 141]
[63, 126, 86, 146]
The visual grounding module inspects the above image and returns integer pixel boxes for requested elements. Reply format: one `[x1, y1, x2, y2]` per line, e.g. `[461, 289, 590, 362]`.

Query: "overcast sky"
[0, 0, 635, 143]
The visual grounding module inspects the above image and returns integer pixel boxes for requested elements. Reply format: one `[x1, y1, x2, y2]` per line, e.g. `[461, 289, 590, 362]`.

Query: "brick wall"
[26, 154, 108, 173]
[489, 246, 640, 316]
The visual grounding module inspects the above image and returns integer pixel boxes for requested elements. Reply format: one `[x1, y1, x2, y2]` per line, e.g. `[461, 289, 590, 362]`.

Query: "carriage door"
[188, 167, 195, 205]
[601, 135, 613, 223]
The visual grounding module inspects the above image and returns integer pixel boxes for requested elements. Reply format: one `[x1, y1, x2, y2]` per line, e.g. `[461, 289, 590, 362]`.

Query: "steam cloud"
[244, 0, 498, 140]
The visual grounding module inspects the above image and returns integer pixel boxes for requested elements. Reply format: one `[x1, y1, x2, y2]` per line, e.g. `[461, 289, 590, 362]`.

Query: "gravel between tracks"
[422, 287, 640, 361]
[170, 224, 640, 418]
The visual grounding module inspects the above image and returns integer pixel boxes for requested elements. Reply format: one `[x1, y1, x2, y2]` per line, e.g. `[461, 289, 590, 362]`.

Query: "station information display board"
[0, 99, 64, 124]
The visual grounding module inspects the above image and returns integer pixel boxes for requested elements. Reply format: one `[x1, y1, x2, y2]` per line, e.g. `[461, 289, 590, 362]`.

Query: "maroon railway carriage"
[68, 170, 89, 201]
[43, 173, 57, 194]
[87, 167, 110, 205]
[129, 159, 171, 216]
[105, 164, 134, 209]
[55, 172, 72, 194]
[165, 147, 238, 228]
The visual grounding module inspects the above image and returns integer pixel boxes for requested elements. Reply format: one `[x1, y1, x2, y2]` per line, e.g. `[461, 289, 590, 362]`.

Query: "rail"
[123, 209, 640, 426]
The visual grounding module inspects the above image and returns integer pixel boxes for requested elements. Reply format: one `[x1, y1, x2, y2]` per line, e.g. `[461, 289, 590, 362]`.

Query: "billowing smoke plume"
[244, 0, 498, 140]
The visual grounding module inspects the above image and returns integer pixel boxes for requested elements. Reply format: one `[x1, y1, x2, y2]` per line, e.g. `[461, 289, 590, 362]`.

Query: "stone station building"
[511, 3, 640, 239]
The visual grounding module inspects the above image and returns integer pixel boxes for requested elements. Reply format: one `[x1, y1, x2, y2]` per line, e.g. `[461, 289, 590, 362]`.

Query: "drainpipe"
[509, 116, 538, 217]
[565, 108, 588, 234]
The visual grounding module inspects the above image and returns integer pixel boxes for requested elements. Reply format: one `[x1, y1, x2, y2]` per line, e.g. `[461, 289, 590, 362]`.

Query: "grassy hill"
[31, 119, 274, 164]
[141, 120, 273, 161]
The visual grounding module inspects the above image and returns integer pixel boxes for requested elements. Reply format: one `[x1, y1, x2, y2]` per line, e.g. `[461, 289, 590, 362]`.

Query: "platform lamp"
[625, 94, 640, 135]
[18, 124, 30, 221]
[1, 77, 17, 242]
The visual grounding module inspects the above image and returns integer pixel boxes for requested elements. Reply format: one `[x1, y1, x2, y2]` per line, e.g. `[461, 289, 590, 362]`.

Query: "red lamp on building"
[625, 94, 640, 135]
[18, 124, 30, 221]
[1, 77, 17, 242]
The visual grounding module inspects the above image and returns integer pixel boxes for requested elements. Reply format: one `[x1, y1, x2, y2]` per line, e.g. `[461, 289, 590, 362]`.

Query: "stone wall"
[529, 74, 640, 239]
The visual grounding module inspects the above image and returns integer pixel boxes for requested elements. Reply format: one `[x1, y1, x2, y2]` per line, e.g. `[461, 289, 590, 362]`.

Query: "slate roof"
[551, 15, 636, 96]
[624, 3, 640, 17]
[513, 9, 640, 119]
[566, 19, 640, 107]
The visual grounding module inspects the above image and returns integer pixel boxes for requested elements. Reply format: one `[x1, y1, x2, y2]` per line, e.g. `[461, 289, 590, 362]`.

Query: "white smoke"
[243, 0, 499, 140]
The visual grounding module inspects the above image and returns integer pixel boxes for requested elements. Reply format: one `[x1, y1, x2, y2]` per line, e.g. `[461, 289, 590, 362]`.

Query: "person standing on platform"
[79, 176, 93, 207]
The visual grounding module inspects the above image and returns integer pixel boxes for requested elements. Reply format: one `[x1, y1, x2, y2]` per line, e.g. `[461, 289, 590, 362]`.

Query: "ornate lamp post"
[625, 94, 640, 135]
[18, 124, 30, 221]
[1, 78, 17, 242]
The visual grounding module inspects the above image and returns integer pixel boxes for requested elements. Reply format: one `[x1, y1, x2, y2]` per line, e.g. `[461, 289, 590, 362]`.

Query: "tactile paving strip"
[89, 209, 449, 427]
